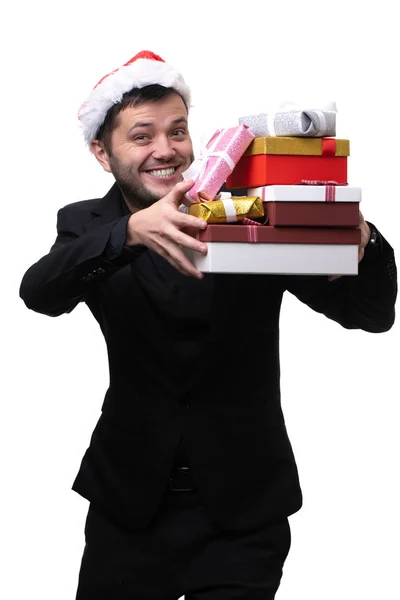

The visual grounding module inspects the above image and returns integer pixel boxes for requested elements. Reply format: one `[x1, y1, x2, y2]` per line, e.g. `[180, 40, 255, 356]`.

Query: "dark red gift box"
[197, 224, 361, 244]
[264, 201, 359, 227]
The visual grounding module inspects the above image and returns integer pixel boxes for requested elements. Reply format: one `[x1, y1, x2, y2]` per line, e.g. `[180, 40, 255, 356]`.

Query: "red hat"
[78, 50, 191, 145]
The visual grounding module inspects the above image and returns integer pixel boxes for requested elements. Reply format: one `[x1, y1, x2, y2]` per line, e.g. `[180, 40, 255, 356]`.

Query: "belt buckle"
[169, 466, 194, 492]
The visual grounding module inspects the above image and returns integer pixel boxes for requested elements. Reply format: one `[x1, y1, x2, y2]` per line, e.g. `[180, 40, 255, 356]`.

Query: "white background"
[2, 0, 399, 598]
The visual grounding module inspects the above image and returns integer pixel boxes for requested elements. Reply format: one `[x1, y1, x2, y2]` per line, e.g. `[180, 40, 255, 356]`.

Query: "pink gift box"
[183, 125, 255, 205]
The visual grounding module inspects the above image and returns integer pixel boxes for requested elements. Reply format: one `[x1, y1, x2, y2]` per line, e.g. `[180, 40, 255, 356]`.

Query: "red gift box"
[226, 155, 348, 188]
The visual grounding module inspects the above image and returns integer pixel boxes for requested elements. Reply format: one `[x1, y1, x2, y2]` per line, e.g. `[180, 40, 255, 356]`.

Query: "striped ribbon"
[299, 179, 347, 202]
[242, 217, 266, 242]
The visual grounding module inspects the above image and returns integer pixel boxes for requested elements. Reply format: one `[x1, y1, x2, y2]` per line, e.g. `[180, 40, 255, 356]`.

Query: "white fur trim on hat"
[78, 52, 191, 146]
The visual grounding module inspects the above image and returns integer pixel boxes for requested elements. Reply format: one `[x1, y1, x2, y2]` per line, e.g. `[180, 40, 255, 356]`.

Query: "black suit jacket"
[19, 183, 397, 533]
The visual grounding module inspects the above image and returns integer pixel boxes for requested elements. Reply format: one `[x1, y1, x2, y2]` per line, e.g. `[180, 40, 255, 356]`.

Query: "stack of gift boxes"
[183, 104, 361, 275]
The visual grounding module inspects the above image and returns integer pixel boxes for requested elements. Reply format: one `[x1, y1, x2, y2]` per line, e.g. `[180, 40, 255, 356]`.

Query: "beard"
[108, 155, 161, 211]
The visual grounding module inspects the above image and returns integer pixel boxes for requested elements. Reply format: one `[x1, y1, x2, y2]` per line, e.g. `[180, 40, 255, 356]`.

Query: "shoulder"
[58, 197, 103, 215]
[58, 183, 120, 218]
[54, 184, 122, 234]
[54, 197, 105, 237]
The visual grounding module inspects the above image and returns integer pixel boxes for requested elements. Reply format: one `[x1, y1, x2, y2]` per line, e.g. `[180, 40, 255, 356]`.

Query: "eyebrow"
[170, 117, 188, 127]
[128, 121, 153, 132]
[127, 117, 188, 135]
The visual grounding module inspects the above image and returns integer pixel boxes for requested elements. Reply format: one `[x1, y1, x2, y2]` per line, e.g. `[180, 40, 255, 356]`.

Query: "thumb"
[164, 179, 195, 207]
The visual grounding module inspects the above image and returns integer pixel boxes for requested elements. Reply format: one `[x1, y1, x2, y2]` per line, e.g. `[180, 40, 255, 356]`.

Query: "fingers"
[173, 211, 208, 232]
[131, 181, 208, 278]
[181, 224, 206, 239]
[165, 179, 195, 207]
[174, 230, 208, 254]
[357, 210, 370, 250]
[158, 222, 207, 256]
[329, 234, 366, 279]
[153, 239, 204, 279]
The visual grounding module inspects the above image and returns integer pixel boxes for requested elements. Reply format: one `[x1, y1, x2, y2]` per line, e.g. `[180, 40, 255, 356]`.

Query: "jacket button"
[172, 284, 180, 294]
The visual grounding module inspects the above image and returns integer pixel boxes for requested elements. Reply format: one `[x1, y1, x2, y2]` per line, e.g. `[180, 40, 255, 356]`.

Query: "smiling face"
[91, 93, 194, 210]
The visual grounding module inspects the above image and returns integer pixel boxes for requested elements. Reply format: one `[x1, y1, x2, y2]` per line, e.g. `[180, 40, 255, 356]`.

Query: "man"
[19, 50, 397, 599]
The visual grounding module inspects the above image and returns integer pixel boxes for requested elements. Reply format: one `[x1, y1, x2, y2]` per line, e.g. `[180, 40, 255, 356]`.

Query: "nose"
[152, 135, 176, 161]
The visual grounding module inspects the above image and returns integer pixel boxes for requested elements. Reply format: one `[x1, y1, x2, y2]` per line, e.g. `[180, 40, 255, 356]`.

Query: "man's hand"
[328, 211, 371, 281]
[126, 179, 208, 279]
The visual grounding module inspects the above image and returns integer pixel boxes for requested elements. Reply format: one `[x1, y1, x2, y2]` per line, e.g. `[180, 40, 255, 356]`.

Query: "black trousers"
[75, 469, 291, 599]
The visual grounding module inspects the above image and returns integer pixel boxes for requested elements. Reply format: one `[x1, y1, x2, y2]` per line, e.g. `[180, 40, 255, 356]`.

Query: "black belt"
[168, 466, 196, 492]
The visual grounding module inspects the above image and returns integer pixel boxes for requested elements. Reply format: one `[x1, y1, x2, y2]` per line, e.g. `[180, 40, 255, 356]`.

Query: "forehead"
[117, 94, 188, 130]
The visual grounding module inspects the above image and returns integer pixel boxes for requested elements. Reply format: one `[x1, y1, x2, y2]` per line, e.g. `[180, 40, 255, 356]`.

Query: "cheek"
[123, 147, 150, 174]
[180, 139, 194, 160]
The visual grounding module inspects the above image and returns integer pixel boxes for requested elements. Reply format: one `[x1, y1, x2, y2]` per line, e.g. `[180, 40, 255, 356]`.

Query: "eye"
[172, 129, 187, 137]
[133, 134, 150, 143]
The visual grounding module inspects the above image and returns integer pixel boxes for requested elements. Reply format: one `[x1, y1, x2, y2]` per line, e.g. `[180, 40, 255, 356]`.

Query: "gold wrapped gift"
[244, 137, 350, 157]
[188, 196, 264, 223]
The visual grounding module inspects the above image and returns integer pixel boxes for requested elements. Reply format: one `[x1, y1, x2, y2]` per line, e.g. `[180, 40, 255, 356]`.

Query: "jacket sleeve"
[282, 222, 397, 333]
[19, 206, 146, 317]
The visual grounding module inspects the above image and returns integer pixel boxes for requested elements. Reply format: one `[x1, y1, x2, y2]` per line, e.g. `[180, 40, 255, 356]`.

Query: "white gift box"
[248, 185, 362, 202]
[185, 243, 359, 275]
[184, 224, 361, 275]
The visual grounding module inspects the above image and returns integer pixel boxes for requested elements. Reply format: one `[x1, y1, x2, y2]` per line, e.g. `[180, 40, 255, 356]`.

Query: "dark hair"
[95, 84, 187, 154]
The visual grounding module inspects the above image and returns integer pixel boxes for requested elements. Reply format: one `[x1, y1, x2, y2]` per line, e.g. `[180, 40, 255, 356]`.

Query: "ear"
[91, 139, 112, 173]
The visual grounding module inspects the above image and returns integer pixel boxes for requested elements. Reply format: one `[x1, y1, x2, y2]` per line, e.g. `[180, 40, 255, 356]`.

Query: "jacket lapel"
[84, 182, 126, 233]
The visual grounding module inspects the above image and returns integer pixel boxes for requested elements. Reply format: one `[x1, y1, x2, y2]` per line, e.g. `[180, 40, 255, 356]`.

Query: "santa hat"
[78, 50, 191, 146]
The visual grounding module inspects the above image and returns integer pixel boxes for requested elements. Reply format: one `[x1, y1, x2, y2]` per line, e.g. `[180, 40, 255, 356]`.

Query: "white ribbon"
[221, 198, 238, 223]
[197, 149, 235, 181]
[214, 191, 233, 200]
[267, 112, 276, 137]
[313, 110, 327, 137]
[182, 128, 236, 196]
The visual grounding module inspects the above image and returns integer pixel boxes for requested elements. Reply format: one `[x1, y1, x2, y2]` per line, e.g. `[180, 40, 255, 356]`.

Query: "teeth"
[147, 167, 176, 178]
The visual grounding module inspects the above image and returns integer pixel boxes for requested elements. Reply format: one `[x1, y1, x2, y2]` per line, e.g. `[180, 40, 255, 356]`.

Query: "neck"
[121, 193, 140, 214]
